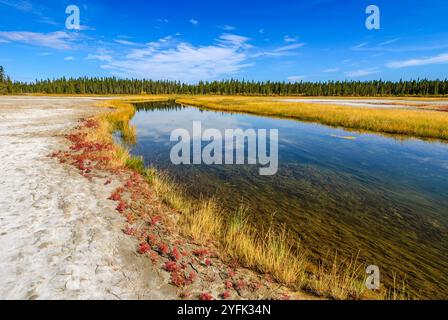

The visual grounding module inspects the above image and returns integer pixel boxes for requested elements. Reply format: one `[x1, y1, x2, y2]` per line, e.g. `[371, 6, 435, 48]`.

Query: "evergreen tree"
[0, 66, 5, 83]
[0, 66, 7, 95]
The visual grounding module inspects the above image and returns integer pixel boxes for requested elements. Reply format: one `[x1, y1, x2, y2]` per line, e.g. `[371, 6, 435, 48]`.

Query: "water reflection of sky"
[128, 102, 448, 298]
[131, 106, 448, 200]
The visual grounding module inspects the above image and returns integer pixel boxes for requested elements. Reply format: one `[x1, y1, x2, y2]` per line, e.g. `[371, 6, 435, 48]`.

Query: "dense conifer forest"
[1, 66, 447, 96]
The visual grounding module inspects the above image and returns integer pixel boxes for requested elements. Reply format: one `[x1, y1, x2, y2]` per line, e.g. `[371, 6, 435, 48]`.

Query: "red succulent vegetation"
[138, 242, 151, 254]
[199, 293, 213, 301]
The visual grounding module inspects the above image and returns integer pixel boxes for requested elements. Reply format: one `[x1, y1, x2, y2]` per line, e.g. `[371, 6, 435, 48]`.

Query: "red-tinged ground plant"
[171, 247, 181, 261]
[170, 269, 197, 288]
[192, 249, 209, 258]
[204, 258, 212, 267]
[235, 279, 247, 291]
[199, 293, 213, 301]
[150, 215, 161, 226]
[164, 261, 179, 273]
[158, 243, 170, 255]
[116, 200, 127, 213]
[280, 293, 290, 300]
[181, 249, 189, 257]
[109, 188, 124, 201]
[138, 242, 151, 254]
[125, 180, 133, 188]
[221, 291, 231, 299]
[249, 281, 262, 292]
[123, 226, 135, 236]
[171, 272, 186, 287]
[227, 269, 236, 278]
[149, 251, 159, 263]
[147, 233, 158, 246]
[187, 271, 196, 284]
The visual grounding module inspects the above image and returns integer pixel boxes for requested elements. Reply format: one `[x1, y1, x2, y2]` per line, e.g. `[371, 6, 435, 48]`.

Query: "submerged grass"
[87, 97, 410, 300]
[176, 96, 448, 141]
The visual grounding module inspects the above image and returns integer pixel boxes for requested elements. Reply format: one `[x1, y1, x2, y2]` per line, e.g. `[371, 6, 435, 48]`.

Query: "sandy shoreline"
[0, 97, 176, 300]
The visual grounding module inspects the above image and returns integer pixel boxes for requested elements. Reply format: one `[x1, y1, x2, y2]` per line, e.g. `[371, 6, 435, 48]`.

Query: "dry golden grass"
[307, 253, 370, 300]
[176, 96, 448, 141]
[224, 208, 308, 287]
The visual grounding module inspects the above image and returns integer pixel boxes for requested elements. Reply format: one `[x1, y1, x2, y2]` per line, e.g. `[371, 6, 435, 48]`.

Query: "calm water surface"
[128, 101, 448, 298]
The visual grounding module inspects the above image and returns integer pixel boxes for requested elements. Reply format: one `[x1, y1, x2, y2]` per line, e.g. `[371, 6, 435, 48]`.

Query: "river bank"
[0, 96, 177, 299]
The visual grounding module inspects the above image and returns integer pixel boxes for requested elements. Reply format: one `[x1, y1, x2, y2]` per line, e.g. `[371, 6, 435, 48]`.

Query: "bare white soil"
[0, 97, 177, 300]
[276, 98, 448, 109]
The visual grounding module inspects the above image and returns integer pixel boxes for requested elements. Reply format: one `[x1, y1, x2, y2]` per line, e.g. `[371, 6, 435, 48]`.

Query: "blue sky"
[0, 0, 447, 82]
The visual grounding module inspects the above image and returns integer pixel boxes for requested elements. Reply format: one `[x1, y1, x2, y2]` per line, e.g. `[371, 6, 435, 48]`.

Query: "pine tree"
[0, 65, 5, 83]
[0, 66, 6, 94]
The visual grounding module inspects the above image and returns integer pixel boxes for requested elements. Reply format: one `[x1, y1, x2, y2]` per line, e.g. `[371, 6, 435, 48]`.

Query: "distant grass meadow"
[175, 96, 448, 141]
[76, 96, 430, 299]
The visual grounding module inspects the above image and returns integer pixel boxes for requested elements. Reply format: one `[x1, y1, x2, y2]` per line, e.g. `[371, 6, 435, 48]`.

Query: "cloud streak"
[0, 0, 58, 25]
[345, 68, 378, 78]
[0, 31, 77, 49]
[387, 53, 448, 68]
[323, 67, 339, 73]
[287, 75, 305, 82]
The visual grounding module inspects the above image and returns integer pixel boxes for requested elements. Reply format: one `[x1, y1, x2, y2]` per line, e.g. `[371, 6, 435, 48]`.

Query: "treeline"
[0, 66, 13, 94]
[2, 67, 448, 96]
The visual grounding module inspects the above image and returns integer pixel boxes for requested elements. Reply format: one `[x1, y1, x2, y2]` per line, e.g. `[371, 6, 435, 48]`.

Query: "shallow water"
[129, 100, 448, 299]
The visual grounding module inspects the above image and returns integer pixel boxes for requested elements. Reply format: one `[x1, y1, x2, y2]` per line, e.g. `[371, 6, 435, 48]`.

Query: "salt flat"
[276, 98, 448, 109]
[0, 96, 176, 300]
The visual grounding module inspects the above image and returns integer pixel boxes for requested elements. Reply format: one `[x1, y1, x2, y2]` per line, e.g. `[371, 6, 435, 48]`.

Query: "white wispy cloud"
[345, 68, 378, 77]
[64, 56, 75, 61]
[78, 25, 96, 31]
[114, 39, 145, 47]
[352, 42, 369, 50]
[274, 43, 305, 52]
[379, 38, 400, 46]
[352, 39, 448, 53]
[386, 53, 448, 68]
[287, 75, 305, 82]
[189, 19, 198, 25]
[0, 0, 58, 25]
[284, 35, 298, 43]
[251, 42, 305, 58]
[217, 34, 252, 49]
[218, 25, 236, 31]
[0, 0, 33, 12]
[323, 67, 340, 73]
[0, 31, 77, 49]
[97, 34, 253, 82]
[86, 54, 113, 62]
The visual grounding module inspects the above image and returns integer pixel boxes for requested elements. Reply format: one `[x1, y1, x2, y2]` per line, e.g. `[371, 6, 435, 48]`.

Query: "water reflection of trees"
[133, 100, 186, 112]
